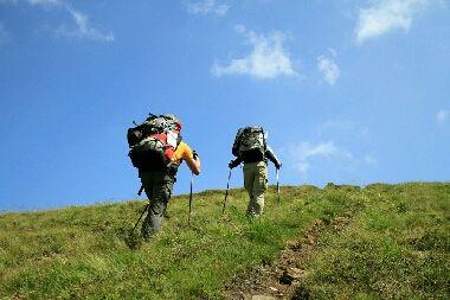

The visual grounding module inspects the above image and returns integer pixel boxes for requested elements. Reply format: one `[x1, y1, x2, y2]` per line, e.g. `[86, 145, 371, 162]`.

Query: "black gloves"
[192, 150, 199, 161]
[228, 159, 239, 169]
[275, 162, 282, 170]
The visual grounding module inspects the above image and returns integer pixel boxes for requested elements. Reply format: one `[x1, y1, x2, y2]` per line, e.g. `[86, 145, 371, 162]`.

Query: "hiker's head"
[164, 114, 182, 132]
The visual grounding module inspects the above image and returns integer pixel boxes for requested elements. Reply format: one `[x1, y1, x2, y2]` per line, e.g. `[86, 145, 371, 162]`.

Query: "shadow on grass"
[124, 229, 143, 250]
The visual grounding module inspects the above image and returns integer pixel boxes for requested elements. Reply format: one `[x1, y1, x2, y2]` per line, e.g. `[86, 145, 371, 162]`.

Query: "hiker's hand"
[192, 150, 199, 160]
[228, 160, 238, 169]
[275, 162, 282, 169]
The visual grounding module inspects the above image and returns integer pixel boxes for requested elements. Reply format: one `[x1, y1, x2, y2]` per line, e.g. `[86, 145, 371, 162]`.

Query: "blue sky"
[1, 0, 449, 211]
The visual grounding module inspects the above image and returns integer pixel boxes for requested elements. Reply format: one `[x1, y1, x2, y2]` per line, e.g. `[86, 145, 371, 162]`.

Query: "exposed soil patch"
[223, 215, 353, 299]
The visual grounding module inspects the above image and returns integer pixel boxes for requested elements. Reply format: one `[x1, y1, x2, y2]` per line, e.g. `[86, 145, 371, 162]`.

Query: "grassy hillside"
[0, 183, 449, 299]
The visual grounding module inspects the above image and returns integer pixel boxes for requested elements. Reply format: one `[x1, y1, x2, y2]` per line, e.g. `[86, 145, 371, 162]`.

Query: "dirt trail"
[223, 214, 353, 300]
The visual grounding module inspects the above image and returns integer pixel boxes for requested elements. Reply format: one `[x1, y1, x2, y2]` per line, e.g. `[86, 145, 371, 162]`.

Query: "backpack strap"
[232, 128, 244, 157]
[261, 127, 267, 152]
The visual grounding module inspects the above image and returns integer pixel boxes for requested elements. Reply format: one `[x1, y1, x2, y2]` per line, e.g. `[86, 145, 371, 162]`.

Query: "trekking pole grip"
[137, 185, 144, 196]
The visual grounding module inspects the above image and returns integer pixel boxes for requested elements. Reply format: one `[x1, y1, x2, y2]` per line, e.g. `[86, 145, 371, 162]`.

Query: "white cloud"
[212, 26, 297, 79]
[186, 0, 230, 16]
[287, 139, 377, 177]
[28, 0, 61, 6]
[364, 154, 377, 165]
[0, 0, 18, 4]
[317, 49, 340, 85]
[56, 7, 114, 42]
[436, 109, 449, 124]
[288, 141, 352, 176]
[1, 0, 61, 4]
[1, 0, 114, 42]
[286, 120, 377, 180]
[355, 0, 429, 44]
[318, 120, 369, 140]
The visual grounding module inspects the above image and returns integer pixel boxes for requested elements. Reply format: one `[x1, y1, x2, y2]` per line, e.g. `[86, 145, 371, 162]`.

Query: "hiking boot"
[246, 211, 261, 220]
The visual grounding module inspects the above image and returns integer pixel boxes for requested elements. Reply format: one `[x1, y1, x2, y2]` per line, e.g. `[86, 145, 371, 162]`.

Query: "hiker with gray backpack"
[127, 113, 201, 240]
[228, 126, 282, 217]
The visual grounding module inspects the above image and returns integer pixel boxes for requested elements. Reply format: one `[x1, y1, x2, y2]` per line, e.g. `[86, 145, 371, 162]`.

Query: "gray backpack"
[232, 126, 266, 157]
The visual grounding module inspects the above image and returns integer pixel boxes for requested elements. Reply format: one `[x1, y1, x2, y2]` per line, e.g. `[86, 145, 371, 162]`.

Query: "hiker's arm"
[185, 149, 201, 175]
[265, 146, 282, 169]
[228, 156, 243, 169]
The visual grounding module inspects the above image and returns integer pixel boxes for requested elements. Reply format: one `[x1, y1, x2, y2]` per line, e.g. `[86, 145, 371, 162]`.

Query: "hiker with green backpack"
[127, 113, 201, 240]
[228, 126, 282, 217]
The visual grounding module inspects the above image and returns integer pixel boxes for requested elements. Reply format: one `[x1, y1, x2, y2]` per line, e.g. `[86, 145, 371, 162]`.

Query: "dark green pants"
[139, 171, 175, 238]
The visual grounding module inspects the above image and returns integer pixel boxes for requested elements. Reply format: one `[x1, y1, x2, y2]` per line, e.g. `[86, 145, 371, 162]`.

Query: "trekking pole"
[137, 185, 144, 196]
[222, 169, 232, 214]
[188, 172, 194, 224]
[131, 203, 149, 235]
[276, 168, 281, 205]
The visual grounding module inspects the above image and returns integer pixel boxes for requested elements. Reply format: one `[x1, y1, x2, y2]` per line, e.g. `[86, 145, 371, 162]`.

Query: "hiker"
[127, 114, 201, 239]
[228, 126, 281, 217]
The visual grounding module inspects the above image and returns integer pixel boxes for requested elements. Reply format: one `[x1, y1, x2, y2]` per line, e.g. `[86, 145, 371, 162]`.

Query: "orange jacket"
[172, 141, 201, 175]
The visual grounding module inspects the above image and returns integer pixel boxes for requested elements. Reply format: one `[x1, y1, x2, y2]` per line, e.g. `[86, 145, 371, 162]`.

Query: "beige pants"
[243, 161, 268, 216]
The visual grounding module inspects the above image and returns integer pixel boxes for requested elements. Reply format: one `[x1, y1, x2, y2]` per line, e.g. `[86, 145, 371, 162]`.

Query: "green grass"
[0, 183, 448, 299]
[303, 183, 450, 299]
